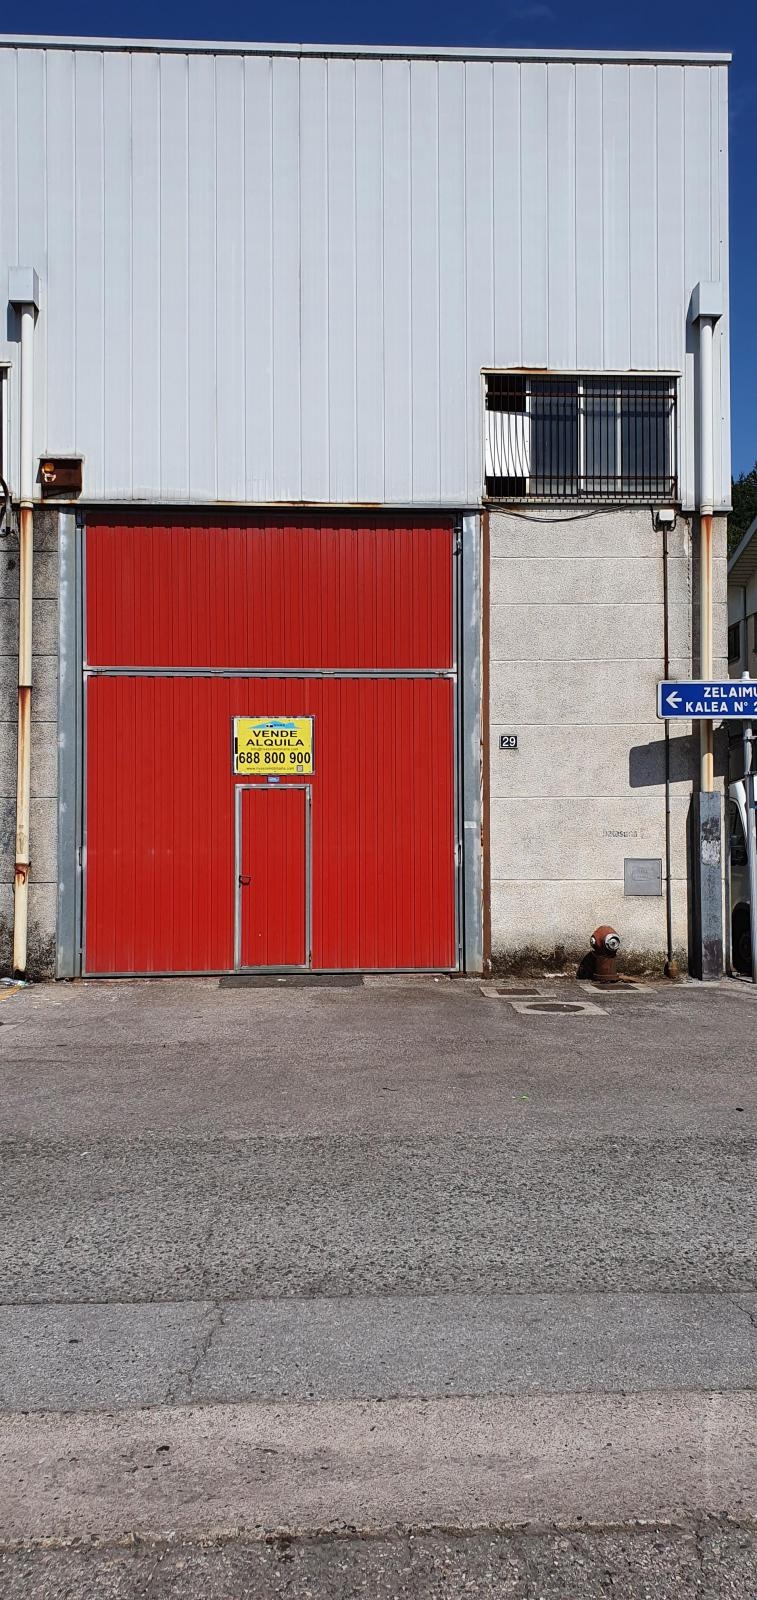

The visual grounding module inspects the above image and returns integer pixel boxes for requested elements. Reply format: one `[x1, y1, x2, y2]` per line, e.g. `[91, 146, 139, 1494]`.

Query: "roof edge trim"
[0, 35, 733, 64]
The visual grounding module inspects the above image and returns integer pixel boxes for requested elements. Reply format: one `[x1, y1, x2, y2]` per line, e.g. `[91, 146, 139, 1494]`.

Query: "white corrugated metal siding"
[0, 45, 730, 508]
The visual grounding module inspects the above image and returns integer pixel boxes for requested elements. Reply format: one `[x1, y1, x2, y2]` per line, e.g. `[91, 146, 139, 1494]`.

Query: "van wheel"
[732, 906, 752, 975]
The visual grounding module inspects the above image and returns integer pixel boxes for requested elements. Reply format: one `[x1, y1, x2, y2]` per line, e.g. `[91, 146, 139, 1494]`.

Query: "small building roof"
[728, 518, 757, 587]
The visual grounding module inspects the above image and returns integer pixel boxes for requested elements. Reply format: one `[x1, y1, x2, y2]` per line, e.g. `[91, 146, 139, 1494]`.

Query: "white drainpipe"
[690, 282, 724, 794]
[8, 269, 39, 976]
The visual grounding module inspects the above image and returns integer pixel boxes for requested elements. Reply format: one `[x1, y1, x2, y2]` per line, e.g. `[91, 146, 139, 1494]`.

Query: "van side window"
[730, 806, 748, 867]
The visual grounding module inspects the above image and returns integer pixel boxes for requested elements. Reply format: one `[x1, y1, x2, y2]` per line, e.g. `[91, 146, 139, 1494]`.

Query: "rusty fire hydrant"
[590, 925, 621, 984]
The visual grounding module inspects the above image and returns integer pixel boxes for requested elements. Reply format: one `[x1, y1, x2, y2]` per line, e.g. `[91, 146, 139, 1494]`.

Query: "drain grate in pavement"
[219, 974, 364, 989]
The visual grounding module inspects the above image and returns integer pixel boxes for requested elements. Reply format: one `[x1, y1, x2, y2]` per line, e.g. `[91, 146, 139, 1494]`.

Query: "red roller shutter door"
[84, 515, 457, 974]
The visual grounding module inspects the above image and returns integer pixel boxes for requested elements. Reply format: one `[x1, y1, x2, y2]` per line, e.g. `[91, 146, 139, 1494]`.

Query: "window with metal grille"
[484, 374, 678, 502]
[728, 622, 742, 663]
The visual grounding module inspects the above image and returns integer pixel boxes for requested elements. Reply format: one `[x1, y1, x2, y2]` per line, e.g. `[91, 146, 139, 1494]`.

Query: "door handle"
[238, 875, 251, 886]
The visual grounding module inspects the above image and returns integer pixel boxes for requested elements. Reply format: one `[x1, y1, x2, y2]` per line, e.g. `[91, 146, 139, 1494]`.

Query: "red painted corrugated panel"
[85, 675, 456, 973]
[86, 515, 453, 671]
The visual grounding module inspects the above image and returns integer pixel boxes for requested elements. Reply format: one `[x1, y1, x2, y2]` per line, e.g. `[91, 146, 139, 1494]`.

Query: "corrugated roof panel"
[382, 57, 413, 503]
[242, 53, 273, 501]
[0, 44, 731, 509]
[438, 59, 467, 499]
[574, 62, 604, 372]
[629, 65, 658, 373]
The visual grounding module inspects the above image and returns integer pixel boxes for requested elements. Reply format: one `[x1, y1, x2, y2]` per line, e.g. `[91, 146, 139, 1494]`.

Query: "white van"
[727, 778, 752, 973]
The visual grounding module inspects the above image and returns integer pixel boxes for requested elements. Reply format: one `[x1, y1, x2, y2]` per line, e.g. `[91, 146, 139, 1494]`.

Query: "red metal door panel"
[85, 675, 456, 973]
[85, 675, 235, 974]
[310, 676, 456, 970]
[239, 787, 307, 968]
[85, 515, 453, 671]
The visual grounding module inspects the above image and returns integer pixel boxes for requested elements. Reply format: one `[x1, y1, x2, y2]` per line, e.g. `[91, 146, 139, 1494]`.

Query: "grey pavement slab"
[2, 1524, 755, 1600]
[0, 1301, 217, 1411]
[0, 978, 755, 1143]
[191, 1291, 757, 1405]
[1, 1392, 754, 1543]
[1, 1126, 752, 1303]
[0, 1293, 753, 1413]
[0, 977, 755, 1560]
[0, 979, 754, 1304]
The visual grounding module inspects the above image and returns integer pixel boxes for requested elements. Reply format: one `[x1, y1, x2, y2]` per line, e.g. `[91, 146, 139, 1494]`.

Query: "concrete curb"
[1, 1391, 754, 1543]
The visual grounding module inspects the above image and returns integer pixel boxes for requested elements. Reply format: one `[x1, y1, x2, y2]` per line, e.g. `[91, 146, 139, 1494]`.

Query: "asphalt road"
[0, 974, 754, 1595]
[1, 1523, 754, 1599]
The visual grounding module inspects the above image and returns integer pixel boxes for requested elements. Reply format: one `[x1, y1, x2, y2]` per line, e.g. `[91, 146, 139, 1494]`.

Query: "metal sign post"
[658, 672, 757, 984]
[657, 676, 740, 982]
[748, 769, 757, 985]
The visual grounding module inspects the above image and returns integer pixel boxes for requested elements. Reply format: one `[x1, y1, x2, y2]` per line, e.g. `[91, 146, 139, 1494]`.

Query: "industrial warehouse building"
[0, 36, 731, 979]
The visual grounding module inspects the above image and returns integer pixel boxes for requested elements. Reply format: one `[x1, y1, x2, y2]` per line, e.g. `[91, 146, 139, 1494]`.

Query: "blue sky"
[6, 0, 755, 481]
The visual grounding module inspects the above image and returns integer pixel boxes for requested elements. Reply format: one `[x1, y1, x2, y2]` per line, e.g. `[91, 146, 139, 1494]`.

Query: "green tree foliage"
[729, 462, 757, 555]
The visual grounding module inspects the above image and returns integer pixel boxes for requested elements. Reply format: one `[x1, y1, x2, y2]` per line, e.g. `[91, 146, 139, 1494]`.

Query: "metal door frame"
[460, 512, 484, 974]
[234, 782, 313, 972]
[57, 511, 85, 976]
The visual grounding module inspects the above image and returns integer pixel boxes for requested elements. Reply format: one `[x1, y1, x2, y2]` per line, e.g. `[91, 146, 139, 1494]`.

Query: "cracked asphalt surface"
[1, 1523, 754, 1599]
[0, 975, 754, 1596]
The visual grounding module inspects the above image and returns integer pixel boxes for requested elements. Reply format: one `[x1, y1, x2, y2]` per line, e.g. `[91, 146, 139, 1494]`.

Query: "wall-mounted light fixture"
[38, 456, 83, 497]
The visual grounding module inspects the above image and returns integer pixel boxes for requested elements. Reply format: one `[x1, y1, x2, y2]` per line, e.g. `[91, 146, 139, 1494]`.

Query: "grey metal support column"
[461, 513, 483, 973]
[690, 792, 723, 981]
[56, 511, 84, 977]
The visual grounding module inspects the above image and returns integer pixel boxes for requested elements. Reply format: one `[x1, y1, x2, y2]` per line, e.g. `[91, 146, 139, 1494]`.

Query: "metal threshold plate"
[220, 974, 365, 989]
[481, 986, 543, 998]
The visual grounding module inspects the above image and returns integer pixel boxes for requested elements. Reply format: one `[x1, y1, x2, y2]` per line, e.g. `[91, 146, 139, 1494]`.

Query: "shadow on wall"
[628, 732, 728, 788]
[629, 729, 730, 978]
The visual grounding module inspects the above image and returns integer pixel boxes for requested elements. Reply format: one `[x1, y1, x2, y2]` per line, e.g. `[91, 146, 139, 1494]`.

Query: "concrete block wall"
[488, 509, 728, 974]
[0, 506, 59, 977]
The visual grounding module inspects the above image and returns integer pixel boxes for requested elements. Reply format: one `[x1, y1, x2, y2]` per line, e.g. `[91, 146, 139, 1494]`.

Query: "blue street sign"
[657, 680, 757, 720]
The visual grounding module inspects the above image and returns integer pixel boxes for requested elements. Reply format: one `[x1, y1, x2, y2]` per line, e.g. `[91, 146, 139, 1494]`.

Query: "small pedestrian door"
[235, 785, 311, 969]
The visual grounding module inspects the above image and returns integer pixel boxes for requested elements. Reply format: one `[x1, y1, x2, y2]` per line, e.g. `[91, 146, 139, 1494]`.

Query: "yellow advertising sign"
[233, 715, 314, 776]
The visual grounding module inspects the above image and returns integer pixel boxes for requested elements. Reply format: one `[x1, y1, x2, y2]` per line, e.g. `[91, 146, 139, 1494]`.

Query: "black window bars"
[484, 373, 678, 503]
